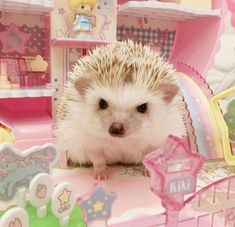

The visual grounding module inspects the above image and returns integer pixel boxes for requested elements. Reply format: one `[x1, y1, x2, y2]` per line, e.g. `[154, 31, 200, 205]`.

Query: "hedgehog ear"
[159, 82, 179, 103]
[74, 77, 92, 96]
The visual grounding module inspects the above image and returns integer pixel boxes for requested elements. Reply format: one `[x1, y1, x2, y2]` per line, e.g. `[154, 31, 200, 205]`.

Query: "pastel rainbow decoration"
[211, 86, 235, 165]
[0, 143, 57, 201]
[176, 72, 223, 159]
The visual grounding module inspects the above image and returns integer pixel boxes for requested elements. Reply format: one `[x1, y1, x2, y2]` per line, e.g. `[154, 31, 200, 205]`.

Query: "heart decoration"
[8, 218, 22, 227]
[36, 184, 47, 199]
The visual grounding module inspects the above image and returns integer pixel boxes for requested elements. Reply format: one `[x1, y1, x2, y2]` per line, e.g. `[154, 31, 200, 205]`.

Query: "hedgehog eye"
[99, 99, 108, 110]
[137, 103, 148, 113]
[81, 4, 85, 9]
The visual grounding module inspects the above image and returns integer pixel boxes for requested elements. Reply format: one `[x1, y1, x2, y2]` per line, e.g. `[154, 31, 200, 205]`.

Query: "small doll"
[69, 0, 97, 39]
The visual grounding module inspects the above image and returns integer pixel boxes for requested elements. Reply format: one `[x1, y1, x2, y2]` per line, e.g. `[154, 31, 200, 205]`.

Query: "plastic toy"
[143, 135, 204, 227]
[29, 172, 54, 218]
[0, 144, 116, 227]
[0, 207, 29, 227]
[1, 0, 235, 226]
[211, 86, 235, 165]
[51, 182, 76, 226]
[0, 23, 30, 55]
[0, 143, 57, 202]
[78, 184, 117, 226]
[68, 0, 97, 39]
[158, 0, 212, 9]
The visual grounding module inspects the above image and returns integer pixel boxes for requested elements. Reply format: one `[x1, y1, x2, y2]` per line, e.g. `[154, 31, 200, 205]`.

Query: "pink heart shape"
[36, 184, 47, 199]
[8, 218, 22, 227]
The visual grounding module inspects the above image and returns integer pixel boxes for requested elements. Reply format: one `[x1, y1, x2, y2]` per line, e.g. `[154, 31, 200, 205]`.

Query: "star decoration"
[143, 135, 204, 198]
[59, 8, 66, 15]
[93, 200, 105, 212]
[0, 23, 30, 54]
[79, 185, 116, 223]
[58, 188, 71, 206]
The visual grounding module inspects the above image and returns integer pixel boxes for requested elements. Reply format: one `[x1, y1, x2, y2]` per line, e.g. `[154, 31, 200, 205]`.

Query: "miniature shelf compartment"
[0, 0, 53, 15]
[51, 38, 111, 49]
[118, 1, 221, 21]
[0, 87, 55, 99]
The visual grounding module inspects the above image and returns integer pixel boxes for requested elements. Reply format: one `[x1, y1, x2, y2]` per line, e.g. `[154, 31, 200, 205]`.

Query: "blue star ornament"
[79, 186, 116, 223]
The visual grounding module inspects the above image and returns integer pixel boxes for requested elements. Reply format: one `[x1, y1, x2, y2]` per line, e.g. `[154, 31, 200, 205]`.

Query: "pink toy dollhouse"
[0, 0, 235, 226]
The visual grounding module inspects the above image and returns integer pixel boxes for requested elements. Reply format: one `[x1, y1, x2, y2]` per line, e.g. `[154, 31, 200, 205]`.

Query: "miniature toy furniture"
[0, 0, 55, 149]
[1, 139, 235, 227]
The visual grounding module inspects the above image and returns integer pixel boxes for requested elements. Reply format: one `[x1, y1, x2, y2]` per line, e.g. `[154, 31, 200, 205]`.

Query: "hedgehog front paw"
[93, 166, 110, 181]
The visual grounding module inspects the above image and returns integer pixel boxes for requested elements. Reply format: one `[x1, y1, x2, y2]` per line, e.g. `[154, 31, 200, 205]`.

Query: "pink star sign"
[0, 23, 30, 54]
[143, 135, 205, 201]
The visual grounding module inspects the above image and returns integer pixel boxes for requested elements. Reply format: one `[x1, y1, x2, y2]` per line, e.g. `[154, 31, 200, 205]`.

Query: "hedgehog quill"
[55, 41, 186, 180]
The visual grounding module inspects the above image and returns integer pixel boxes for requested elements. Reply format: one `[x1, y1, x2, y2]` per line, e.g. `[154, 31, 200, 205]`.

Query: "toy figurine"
[69, 0, 97, 39]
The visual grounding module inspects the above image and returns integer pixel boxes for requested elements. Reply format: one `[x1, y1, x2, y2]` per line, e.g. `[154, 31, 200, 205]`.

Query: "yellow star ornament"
[92, 200, 105, 212]
[58, 188, 71, 206]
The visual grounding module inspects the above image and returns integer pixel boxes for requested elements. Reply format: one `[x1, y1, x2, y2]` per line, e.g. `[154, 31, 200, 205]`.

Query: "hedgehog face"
[82, 84, 173, 139]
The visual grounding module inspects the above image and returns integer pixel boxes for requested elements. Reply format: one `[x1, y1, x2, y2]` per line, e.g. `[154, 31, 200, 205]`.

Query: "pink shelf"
[0, 0, 53, 15]
[0, 87, 55, 98]
[118, 1, 221, 21]
[51, 38, 112, 49]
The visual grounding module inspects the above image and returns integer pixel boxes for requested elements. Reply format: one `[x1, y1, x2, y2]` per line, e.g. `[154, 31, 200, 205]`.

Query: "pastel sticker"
[29, 173, 54, 208]
[0, 143, 57, 201]
[51, 182, 76, 219]
[0, 207, 29, 227]
[78, 185, 116, 223]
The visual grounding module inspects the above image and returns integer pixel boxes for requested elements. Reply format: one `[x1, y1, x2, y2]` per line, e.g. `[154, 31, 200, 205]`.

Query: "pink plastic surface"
[227, 0, 235, 27]
[169, 0, 227, 78]
[51, 38, 111, 49]
[0, 98, 54, 149]
[143, 135, 204, 227]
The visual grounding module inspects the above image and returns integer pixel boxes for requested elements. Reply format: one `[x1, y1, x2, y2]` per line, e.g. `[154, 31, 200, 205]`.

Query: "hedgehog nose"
[109, 123, 125, 137]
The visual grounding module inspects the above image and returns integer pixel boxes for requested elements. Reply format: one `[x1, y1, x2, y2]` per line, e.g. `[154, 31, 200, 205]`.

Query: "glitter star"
[79, 185, 116, 223]
[0, 23, 30, 54]
[58, 188, 71, 206]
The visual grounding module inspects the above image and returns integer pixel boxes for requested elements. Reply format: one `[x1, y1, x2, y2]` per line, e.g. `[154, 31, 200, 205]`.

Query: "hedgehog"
[55, 40, 186, 180]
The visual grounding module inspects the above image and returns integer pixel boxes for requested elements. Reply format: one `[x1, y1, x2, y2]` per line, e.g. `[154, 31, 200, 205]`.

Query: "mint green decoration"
[0, 144, 57, 201]
[224, 99, 235, 141]
[0, 202, 86, 227]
